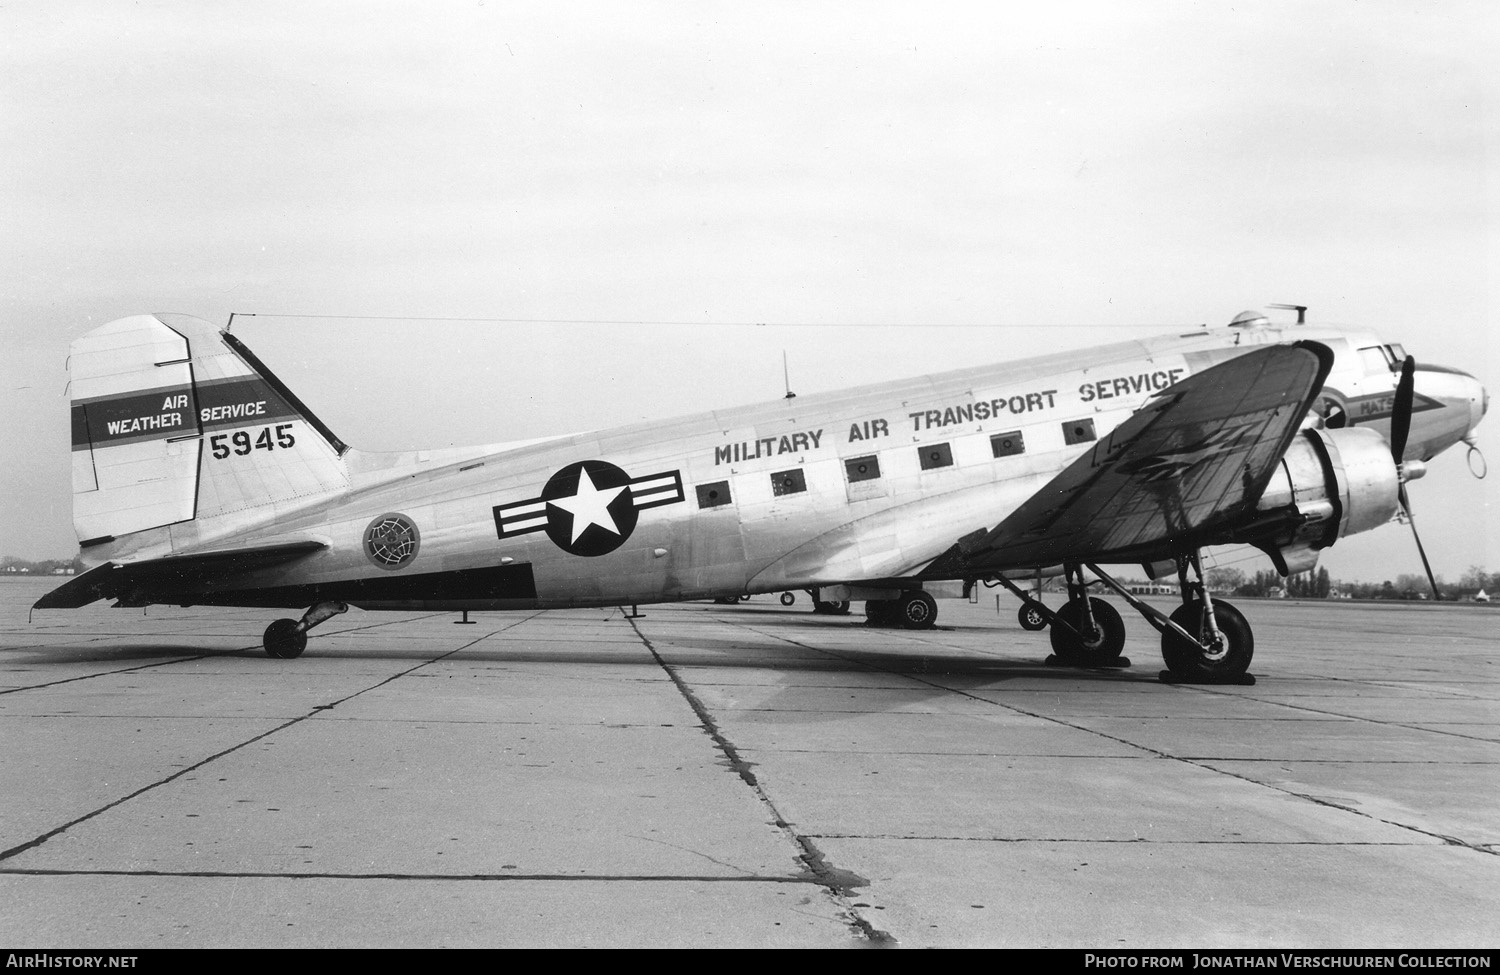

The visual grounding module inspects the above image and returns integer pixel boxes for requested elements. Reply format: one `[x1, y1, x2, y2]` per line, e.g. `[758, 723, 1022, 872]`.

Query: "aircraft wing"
[33, 540, 327, 609]
[959, 340, 1334, 569]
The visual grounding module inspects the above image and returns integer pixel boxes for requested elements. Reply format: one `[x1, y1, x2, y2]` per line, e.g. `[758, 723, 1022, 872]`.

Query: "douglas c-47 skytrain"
[37, 309, 1488, 682]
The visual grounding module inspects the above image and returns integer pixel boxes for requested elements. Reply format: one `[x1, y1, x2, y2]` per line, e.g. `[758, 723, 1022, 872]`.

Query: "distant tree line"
[0, 555, 85, 575]
[1215, 564, 1494, 601]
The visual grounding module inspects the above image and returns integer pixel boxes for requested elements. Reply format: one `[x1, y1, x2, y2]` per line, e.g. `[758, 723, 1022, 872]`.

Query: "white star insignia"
[548, 468, 628, 543]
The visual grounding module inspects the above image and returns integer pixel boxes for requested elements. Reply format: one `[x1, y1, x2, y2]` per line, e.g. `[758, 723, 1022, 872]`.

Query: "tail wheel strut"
[263, 600, 347, 659]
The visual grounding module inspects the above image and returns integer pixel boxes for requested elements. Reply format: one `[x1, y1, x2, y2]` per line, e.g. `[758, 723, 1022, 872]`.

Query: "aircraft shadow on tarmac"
[8, 635, 1154, 686]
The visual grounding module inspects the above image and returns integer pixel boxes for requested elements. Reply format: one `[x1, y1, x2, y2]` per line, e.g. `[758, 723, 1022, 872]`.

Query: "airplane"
[36, 309, 1488, 682]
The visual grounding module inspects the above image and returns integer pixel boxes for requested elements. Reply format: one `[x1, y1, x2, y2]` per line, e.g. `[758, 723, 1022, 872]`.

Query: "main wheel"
[1161, 598, 1253, 679]
[1018, 602, 1048, 631]
[895, 591, 938, 630]
[813, 599, 851, 615]
[1048, 598, 1126, 666]
[264, 618, 307, 659]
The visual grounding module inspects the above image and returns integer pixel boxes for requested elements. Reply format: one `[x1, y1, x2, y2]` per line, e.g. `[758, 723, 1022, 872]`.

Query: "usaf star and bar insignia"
[493, 460, 686, 557]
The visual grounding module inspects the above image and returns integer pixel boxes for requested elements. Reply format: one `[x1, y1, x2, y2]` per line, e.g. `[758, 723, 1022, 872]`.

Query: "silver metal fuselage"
[92, 322, 1487, 611]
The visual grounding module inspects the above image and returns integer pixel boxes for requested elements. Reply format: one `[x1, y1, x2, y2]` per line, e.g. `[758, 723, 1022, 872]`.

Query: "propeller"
[1391, 356, 1442, 600]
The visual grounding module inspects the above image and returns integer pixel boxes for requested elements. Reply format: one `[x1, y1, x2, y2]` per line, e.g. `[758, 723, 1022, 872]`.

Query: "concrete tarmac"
[1, 578, 1496, 948]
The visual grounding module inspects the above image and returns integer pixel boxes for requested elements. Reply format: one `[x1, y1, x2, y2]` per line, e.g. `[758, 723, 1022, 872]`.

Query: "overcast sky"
[2, 1, 1495, 585]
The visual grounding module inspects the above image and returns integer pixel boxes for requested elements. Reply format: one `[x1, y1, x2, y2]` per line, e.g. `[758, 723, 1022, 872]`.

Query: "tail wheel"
[1049, 598, 1125, 666]
[896, 591, 937, 630]
[264, 618, 307, 659]
[780, 592, 796, 607]
[1161, 599, 1253, 679]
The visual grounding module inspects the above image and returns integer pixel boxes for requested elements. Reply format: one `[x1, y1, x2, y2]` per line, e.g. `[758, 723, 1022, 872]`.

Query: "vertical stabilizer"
[69, 314, 350, 547]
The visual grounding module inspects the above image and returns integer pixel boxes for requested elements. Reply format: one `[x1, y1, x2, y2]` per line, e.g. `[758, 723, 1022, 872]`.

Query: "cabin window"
[771, 469, 806, 496]
[990, 430, 1025, 458]
[696, 481, 732, 508]
[845, 455, 881, 482]
[919, 443, 954, 470]
[1062, 419, 1096, 445]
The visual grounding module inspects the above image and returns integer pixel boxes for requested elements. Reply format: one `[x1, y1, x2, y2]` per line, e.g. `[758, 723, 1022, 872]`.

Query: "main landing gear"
[987, 566, 1128, 667]
[865, 590, 938, 630]
[263, 601, 348, 658]
[986, 554, 1255, 683]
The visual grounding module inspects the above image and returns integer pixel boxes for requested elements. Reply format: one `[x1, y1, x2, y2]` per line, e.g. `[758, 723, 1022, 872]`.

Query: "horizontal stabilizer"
[33, 541, 327, 609]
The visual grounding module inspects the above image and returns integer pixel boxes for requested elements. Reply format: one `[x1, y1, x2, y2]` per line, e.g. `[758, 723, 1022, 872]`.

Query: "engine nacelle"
[1252, 427, 1400, 573]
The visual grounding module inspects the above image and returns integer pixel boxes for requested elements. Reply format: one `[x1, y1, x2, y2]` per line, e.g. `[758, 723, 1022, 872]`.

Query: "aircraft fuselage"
[81, 319, 1481, 612]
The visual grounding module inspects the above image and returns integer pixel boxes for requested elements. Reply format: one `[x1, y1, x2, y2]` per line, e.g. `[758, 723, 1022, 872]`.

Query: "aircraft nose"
[1404, 363, 1485, 460]
[1447, 366, 1489, 435]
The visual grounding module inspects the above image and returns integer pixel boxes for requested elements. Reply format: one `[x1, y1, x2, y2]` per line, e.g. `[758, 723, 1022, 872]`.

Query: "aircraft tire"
[814, 599, 851, 615]
[1049, 598, 1125, 666]
[264, 618, 307, 659]
[1161, 599, 1253, 679]
[895, 591, 938, 630]
[1018, 603, 1048, 631]
[865, 599, 895, 626]
[780, 592, 796, 607]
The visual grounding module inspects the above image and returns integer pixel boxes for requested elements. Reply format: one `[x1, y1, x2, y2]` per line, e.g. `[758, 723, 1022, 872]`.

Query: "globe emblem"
[364, 513, 420, 569]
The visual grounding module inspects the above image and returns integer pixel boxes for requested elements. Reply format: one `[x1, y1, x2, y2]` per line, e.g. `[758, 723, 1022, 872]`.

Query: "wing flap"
[969, 341, 1334, 568]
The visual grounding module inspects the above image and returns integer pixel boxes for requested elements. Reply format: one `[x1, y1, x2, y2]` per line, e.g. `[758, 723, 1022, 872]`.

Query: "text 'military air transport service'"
[36, 308, 1488, 682]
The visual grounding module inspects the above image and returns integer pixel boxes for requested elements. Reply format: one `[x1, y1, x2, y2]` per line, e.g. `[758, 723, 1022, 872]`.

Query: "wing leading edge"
[961, 340, 1335, 569]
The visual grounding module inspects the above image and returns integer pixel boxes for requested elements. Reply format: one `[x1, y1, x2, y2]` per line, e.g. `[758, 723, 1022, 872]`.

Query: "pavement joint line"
[719, 616, 1500, 858]
[0, 653, 224, 694]
[0, 615, 538, 865]
[1157, 680, 1500, 745]
[1180, 755, 1500, 857]
[802, 834, 1435, 845]
[0, 612, 452, 696]
[626, 615, 897, 946]
[0, 867, 821, 883]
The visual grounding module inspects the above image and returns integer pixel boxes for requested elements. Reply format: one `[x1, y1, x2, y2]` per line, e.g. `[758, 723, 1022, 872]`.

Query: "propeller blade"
[1390, 355, 1415, 463]
[1399, 483, 1442, 601]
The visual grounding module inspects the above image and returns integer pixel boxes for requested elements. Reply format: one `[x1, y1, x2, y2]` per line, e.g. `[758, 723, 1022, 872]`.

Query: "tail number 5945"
[210, 424, 296, 460]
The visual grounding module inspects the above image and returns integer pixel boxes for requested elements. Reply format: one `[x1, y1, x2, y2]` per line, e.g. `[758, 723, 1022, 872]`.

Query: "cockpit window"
[1358, 345, 1406, 374]
[1358, 346, 1391, 373]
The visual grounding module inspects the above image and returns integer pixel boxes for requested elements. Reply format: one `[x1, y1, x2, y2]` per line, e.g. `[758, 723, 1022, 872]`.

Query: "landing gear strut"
[987, 566, 1127, 667]
[263, 601, 348, 659]
[1049, 564, 1127, 666]
[1156, 554, 1254, 683]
